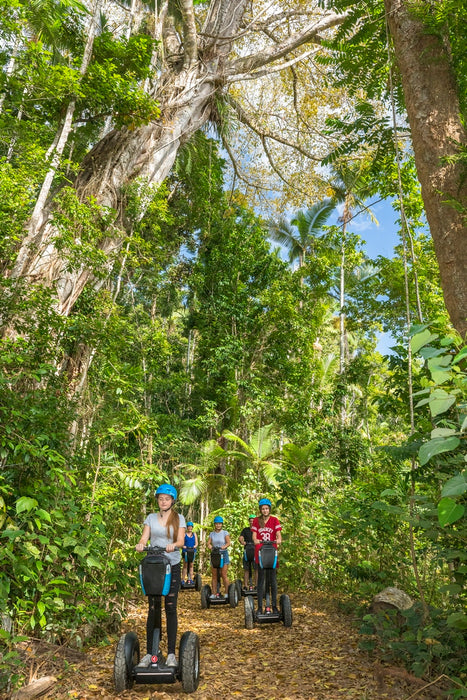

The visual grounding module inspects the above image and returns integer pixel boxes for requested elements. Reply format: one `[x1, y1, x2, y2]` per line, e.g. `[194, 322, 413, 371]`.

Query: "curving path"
[43, 587, 435, 699]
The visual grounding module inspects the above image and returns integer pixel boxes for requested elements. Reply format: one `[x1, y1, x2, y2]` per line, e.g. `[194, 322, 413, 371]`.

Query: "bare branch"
[227, 94, 322, 162]
[226, 11, 347, 78]
[260, 134, 311, 200]
[229, 47, 319, 82]
[222, 138, 273, 192]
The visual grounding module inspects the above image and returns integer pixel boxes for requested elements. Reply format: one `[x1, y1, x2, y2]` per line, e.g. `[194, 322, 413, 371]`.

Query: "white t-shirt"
[144, 512, 186, 565]
[209, 529, 229, 548]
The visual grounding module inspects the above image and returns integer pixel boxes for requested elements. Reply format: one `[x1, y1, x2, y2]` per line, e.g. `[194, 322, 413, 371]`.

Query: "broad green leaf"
[428, 354, 452, 368]
[74, 545, 89, 558]
[63, 536, 78, 547]
[16, 497, 38, 514]
[438, 497, 464, 526]
[411, 329, 439, 354]
[428, 389, 456, 417]
[430, 428, 456, 438]
[418, 436, 460, 465]
[419, 347, 446, 359]
[439, 583, 462, 595]
[36, 509, 52, 522]
[447, 612, 467, 630]
[24, 542, 41, 557]
[86, 555, 102, 569]
[414, 397, 430, 408]
[452, 347, 467, 365]
[429, 368, 452, 385]
[441, 473, 467, 498]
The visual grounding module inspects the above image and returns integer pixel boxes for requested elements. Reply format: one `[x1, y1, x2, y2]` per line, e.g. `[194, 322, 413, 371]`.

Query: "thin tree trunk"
[14, 0, 101, 276]
[385, 0, 467, 336]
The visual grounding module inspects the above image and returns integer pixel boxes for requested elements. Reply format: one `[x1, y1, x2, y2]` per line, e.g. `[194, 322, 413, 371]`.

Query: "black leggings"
[146, 562, 181, 655]
[257, 566, 277, 609]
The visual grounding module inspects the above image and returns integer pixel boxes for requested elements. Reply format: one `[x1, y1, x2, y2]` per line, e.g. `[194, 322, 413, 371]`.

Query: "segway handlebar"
[140, 545, 180, 553]
[258, 540, 279, 545]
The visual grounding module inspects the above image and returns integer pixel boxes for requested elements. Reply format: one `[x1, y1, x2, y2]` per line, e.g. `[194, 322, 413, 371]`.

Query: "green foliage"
[360, 603, 467, 680]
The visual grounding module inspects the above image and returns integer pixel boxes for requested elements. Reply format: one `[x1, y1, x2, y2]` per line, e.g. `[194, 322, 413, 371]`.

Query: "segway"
[200, 547, 239, 608]
[244, 542, 292, 629]
[235, 542, 257, 599]
[114, 547, 200, 694]
[181, 547, 202, 591]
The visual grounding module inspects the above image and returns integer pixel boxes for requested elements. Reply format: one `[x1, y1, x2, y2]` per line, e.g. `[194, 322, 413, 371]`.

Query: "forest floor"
[16, 588, 447, 700]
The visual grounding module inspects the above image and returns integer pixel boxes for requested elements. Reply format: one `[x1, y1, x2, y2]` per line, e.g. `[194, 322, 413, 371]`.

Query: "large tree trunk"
[385, 0, 467, 337]
[8, 1, 345, 317]
[11, 68, 216, 313]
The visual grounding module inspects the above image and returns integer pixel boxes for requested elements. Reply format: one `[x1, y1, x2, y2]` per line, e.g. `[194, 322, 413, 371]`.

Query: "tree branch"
[260, 134, 312, 200]
[226, 11, 347, 78]
[228, 47, 319, 82]
[222, 138, 275, 193]
[227, 94, 322, 161]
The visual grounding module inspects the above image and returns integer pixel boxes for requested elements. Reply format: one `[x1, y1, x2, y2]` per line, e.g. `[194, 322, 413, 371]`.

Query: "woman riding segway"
[182, 521, 199, 586]
[135, 484, 185, 668]
[207, 515, 231, 597]
[251, 498, 282, 615]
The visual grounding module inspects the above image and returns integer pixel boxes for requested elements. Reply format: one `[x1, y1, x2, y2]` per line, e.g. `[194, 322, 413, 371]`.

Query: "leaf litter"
[21, 589, 445, 700]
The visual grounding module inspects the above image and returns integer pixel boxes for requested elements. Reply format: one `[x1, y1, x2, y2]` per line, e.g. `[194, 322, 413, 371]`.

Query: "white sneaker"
[137, 654, 152, 667]
[166, 653, 177, 667]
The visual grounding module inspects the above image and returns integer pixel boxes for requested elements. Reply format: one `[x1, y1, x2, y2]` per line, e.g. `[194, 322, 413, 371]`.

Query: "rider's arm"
[207, 534, 213, 550]
[135, 524, 150, 551]
[239, 535, 245, 545]
[276, 531, 282, 546]
[252, 531, 260, 545]
[223, 533, 231, 549]
[194, 532, 199, 547]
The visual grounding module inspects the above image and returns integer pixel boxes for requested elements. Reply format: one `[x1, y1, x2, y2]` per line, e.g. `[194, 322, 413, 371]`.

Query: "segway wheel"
[179, 631, 200, 693]
[235, 578, 242, 599]
[195, 573, 202, 591]
[280, 593, 293, 628]
[244, 596, 254, 630]
[113, 631, 139, 692]
[201, 584, 211, 609]
[228, 582, 239, 608]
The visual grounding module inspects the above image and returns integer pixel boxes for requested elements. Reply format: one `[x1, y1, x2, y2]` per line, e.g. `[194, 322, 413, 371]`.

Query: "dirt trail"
[26, 589, 436, 699]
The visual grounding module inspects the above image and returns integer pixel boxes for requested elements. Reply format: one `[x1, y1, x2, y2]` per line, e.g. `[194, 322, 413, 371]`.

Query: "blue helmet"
[259, 498, 272, 508]
[213, 516, 224, 524]
[155, 483, 177, 501]
[186, 521, 194, 527]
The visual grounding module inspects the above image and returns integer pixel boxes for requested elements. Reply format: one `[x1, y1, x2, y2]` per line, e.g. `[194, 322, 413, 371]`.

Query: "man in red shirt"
[251, 498, 282, 614]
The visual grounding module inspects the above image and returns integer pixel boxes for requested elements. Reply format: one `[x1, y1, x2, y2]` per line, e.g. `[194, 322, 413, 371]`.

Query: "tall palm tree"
[268, 199, 337, 271]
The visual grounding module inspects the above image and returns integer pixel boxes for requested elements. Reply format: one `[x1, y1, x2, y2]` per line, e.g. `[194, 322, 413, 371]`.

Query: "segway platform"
[181, 548, 202, 591]
[114, 548, 200, 694]
[200, 583, 238, 608]
[235, 579, 257, 598]
[200, 548, 239, 609]
[181, 573, 202, 591]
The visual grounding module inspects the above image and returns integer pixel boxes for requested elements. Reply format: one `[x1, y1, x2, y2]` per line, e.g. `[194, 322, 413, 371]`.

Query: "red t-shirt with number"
[251, 516, 282, 564]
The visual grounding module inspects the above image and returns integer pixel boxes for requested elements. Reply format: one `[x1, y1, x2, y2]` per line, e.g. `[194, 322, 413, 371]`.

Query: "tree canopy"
[0, 0, 466, 695]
